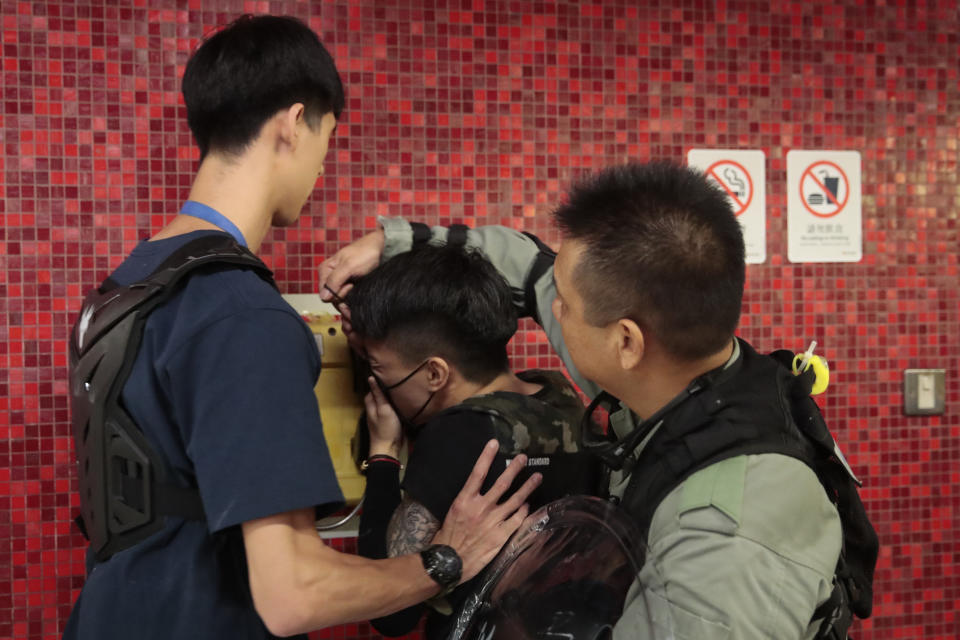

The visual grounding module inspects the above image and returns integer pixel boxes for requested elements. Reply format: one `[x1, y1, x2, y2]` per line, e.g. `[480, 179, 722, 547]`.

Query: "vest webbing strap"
[520, 232, 556, 324]
[411, 222, 432, 246]
[447, 224, 469, 247]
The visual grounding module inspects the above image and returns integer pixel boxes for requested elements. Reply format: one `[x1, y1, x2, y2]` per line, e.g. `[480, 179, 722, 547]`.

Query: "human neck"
[152, 149, 275, 253]
[475, 371, 541, 397]
[442, 370, 541, 409]
[617, 338, 736, 420]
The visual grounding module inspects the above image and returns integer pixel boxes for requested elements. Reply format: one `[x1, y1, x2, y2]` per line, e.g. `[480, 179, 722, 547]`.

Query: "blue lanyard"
[179, 201, 247, 247]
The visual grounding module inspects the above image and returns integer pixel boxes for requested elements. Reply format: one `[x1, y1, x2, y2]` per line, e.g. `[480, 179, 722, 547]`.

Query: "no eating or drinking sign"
[787, 150, 862, 263]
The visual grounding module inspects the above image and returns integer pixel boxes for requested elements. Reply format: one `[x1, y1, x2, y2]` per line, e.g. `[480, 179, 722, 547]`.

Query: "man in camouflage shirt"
[345, 244, 598, 639]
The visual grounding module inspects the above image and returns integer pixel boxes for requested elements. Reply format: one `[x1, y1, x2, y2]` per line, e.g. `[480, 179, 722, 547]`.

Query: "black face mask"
[371, 359, 436, 437]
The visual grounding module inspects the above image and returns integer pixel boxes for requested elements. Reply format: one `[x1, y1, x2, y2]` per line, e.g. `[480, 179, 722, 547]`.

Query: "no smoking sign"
[688, 149, 766, 264]
[787, 150, 862, 263]
[706, 160, 753, 216]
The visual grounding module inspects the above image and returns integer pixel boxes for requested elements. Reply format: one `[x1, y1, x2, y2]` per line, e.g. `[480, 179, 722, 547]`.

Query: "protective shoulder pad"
[69, 234, 272, 562]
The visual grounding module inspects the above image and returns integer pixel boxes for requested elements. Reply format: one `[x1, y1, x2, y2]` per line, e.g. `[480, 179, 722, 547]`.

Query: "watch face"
[422, 544, 462, 588]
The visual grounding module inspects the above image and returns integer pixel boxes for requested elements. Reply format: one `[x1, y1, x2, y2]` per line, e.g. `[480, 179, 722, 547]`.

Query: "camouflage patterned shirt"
[455, 368, 585, 457]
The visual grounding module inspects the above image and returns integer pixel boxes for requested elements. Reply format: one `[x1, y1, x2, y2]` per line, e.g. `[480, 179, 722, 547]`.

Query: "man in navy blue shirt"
[63, 15, 539, 639]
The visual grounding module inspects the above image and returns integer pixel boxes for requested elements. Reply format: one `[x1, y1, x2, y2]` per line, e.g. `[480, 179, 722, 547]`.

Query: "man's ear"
[275, 103, 305, 150]
[425, 357, 451, 391]
[614, 318, 645, 371]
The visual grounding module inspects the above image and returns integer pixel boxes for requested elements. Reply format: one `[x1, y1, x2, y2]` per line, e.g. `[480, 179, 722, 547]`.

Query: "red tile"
[2, 1, 959, 638]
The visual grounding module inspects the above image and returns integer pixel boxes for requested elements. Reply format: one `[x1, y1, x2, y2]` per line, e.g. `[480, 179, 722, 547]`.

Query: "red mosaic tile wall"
[2, 1, 958, 638]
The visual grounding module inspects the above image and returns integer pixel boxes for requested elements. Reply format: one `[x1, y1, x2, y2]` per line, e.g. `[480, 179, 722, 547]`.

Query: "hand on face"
[364, 375, 403, 457]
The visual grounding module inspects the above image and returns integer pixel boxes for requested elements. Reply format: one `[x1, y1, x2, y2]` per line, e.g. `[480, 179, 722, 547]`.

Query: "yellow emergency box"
[306, 311, 367, 503]
[283, 295, 366, 504]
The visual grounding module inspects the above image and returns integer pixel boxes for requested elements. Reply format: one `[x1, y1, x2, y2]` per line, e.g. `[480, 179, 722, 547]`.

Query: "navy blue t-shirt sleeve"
[401, 412, 499, 521]
[165, 306, 344, 532]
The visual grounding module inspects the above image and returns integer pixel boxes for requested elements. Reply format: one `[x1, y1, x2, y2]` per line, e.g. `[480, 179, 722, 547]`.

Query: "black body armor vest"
[611, 340, 878, 640]
[69, 235, 275, 562]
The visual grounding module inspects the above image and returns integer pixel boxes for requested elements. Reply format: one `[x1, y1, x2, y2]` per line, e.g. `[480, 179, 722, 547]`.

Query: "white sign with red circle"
[787, 150, 862, 263]
[687, 149, 766, 264]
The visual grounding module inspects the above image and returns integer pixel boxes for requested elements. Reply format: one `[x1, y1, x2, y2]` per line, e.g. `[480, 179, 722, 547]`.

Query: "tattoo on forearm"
[387, 497, 441, 557]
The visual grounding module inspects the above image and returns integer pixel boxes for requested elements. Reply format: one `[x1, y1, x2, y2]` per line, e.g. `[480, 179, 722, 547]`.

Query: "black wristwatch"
[420, 544, 462, 596]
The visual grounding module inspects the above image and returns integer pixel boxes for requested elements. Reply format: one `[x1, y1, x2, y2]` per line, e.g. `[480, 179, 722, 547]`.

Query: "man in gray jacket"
[319, 162, 844, 639]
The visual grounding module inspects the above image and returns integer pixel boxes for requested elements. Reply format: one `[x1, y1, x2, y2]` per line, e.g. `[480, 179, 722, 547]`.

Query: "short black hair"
[347, 245, 518, 384]
[553, 162, 745, 362]
[182, 14, 345, 158]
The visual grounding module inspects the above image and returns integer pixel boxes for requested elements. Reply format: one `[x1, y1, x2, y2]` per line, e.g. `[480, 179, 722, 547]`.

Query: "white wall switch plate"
[903, 369, 946, 416]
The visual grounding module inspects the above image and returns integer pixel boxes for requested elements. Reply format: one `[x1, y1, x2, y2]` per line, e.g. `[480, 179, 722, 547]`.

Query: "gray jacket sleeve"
[378, 216, 601, 398]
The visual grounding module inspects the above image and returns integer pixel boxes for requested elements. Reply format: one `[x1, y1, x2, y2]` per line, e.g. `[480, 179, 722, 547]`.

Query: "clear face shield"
[446, 495, 675, 640]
